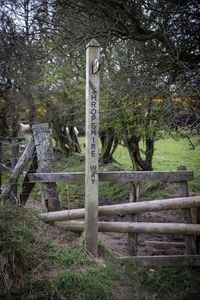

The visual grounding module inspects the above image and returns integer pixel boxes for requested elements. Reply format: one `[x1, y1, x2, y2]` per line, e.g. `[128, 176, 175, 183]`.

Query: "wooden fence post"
[128, 182, 140, 255]
[177, 166, 197, 254]
[10, 139, 19, 202]
[32, 123, 61, 212]
[85, 39, 100, 257]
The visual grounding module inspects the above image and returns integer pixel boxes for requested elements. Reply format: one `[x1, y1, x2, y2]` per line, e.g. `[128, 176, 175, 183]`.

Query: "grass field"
[49, 136, 200, 208]
[78, 136, 200, 191]
[113, 137, 200, 191]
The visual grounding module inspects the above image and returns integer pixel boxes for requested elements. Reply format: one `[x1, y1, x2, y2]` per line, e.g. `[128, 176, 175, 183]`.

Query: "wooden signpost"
[85, 39, 100, 256]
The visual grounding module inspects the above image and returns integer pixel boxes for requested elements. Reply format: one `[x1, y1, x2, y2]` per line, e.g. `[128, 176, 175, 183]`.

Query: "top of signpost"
[86, 39, 100, 48]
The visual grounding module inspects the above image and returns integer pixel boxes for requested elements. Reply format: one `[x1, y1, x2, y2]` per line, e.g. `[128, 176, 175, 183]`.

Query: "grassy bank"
[1, 204, 200, 300]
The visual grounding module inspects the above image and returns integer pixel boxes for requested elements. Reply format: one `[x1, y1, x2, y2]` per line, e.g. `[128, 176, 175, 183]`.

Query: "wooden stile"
[54, 221, 200, 235]
[40, 195, 200, 222]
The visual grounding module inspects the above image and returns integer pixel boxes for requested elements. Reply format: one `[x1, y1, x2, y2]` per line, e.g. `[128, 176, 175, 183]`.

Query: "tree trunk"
[68, 126, 81, 153]
[143, 138, 154, 171]
[52, 122, 71, 155]
[100, 128, 118, 163]
[125, 135, 154, 171]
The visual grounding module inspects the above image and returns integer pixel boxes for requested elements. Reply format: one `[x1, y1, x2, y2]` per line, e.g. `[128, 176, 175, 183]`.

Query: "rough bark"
[100, 128, 118, 163]
[68, 126, 81, 153]
[51, 122, 81, 156]
[125, 135, 154, 171]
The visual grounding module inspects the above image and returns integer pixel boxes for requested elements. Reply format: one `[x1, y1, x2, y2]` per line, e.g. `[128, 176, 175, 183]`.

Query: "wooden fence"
[26, 39, 200, 266]
[28, 131, 200, 266]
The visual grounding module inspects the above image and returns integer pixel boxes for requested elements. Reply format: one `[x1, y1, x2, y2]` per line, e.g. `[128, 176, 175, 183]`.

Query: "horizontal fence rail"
[54, 221, 200, 235]
[29, 170, 193, 183]
[40, 195, 200, 222]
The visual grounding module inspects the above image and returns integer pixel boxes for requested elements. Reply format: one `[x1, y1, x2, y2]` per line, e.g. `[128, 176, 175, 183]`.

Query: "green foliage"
[0, 205, 118, 299]
[99, 181, 129, 202]
[45, 243, 82, 268]
[55, 267, 115, 300]
[11, 277, 58, 300]
[0, 205, 36, 276]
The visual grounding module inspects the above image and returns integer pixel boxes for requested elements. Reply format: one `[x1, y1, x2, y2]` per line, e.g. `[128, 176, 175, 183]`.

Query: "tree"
[53, 0, 199, 167]
[58, 0, 199, 70]
[99, 39, 170, 170]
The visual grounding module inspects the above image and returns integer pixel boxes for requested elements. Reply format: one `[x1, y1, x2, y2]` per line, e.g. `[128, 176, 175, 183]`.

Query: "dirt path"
[98, 210, 187, 256]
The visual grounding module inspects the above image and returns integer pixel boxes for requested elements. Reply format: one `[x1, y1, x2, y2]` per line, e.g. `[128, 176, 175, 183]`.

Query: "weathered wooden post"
[85, 39, 100, 256]
[177, 165, 197, 254]
[128, 182, 140, 255]
[32, 123, 61, 212]
[10, 139, 19, 201]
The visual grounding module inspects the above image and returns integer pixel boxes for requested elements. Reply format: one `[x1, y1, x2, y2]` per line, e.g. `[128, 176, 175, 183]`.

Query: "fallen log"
[54, 221, 200, 235]
[40, 195, 200, 222]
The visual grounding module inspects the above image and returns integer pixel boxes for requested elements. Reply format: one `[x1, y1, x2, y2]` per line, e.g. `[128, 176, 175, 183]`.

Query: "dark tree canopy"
[57, 0, 200, 70]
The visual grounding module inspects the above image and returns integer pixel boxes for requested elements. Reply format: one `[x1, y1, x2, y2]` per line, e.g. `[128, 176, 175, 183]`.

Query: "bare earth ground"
[97, 187, 198, 256]
[98, 210, 186, 257]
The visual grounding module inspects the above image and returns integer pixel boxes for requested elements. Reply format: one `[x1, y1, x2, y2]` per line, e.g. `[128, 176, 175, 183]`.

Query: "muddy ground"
[98, 210, 187, 256]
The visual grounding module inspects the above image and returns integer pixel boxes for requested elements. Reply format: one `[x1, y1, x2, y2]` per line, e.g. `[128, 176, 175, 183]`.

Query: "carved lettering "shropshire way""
[90, 86, 98, 184]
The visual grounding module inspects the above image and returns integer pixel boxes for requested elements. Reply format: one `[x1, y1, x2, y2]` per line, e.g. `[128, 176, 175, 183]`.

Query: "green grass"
[54, 136, 200, 205]
[36, 135, 200, 206]
[112, 137, 200, 171]
[0, 205, 120, 299]
[1, 204, 200, 300]
[1, 135, 199, 206]
[112, 136, 200, 193]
